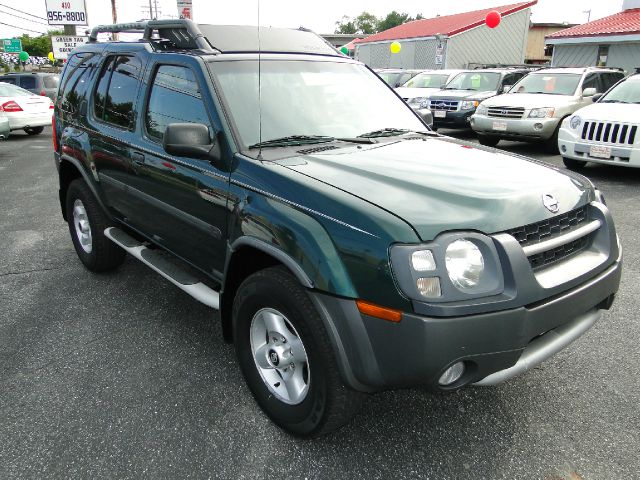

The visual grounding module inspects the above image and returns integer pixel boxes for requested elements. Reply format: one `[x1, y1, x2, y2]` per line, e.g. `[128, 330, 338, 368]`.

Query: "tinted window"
[146, 65, 210, 141]
[59, 54, 94, 115]
[19, 76, 36, 89]
[582, 73, 601, 92]
[93, 57, 114, 120]
[602, 72, 623, 92]
[0, 77, 17, 85]
[104, 56, 141, 128]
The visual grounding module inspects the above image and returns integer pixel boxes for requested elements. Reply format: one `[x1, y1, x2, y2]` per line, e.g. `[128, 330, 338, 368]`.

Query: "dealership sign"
[45, 0, 88, 25]
[177, 0, 192, 19]
[51, 35, 89, 59]
[1, 38, 22, 53]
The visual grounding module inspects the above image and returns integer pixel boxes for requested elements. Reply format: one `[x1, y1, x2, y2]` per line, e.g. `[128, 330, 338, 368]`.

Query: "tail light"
[40, 90, 46, 96]
[2, 101, 23, 112]
[52, 114, 58, 152]
[49, 101, 54, 109]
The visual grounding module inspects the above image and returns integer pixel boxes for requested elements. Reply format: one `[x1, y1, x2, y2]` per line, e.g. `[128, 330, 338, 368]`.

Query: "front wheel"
[233, 266, 364, 437]
[563, 157, 588, 170]
[477, 134, 500, 147]
[24, 126, 44, 135]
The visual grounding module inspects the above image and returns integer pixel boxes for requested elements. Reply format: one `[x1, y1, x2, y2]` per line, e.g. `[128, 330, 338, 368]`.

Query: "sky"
[0, 0, 626, 40]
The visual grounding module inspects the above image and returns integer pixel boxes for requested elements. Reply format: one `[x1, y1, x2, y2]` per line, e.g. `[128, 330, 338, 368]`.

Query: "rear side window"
[59, 53, 94, 116]
[93, 57, 114, 120]
[0, 76, 17, 85]
[93, 55, 141, 129]
[145, 65, 210, 141]
[19, 76, 36, 89]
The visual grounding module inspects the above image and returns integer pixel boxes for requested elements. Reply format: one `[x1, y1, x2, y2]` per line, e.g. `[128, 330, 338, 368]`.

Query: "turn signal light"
[356, 300, 402, 323]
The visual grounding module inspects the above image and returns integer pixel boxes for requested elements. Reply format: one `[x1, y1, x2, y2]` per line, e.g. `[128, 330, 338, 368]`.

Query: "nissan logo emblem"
[542, 194, 559, 213]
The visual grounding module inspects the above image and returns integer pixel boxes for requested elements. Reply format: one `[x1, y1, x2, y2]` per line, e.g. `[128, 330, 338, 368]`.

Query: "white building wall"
[605, 43, 640, 73]
[551, 44, 599, 67]
[355, 38, 441, 69]
[445, 8, 531, 68]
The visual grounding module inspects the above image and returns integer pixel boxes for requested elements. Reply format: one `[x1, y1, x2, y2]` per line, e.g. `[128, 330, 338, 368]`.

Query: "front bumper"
[431, 109, 476, 128]
[471, 114, 560, 141]
[311, 252, 621, 393]
[558, 126, 640, 168]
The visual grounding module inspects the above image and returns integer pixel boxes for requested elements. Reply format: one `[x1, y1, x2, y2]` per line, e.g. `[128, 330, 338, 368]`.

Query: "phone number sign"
[45, 0, 88, 26]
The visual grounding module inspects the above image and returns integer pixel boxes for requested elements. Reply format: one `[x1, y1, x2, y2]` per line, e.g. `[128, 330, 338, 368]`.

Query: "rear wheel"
[24, 126, 44, 135]
[562, 157, 588, 170]
[65, 179, 126, 272]
[478, 134, 500, 147]
[233, 266, 364, 437]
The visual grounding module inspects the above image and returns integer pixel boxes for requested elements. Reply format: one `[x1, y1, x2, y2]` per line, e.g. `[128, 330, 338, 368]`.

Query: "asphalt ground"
[1, 127, 638, 479]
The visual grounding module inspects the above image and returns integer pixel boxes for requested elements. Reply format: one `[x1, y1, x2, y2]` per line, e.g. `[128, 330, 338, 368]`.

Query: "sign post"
[1, 39, 22, 54]
[51, 35, 89, 60]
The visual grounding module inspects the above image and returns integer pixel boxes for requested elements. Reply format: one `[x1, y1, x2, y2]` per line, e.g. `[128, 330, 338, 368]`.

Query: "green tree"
[355, 12, 379, 34]
[334, 16, 357, 34]
[18, 30, 64, 57]
[378, 11, 413, 32]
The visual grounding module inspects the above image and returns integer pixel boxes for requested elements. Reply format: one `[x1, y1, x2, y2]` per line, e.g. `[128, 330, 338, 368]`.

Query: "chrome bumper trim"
[522, 219, 601, 257]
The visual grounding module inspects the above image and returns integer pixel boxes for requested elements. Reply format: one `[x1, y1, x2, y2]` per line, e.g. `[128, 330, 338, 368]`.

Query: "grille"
[297, 145, 339, 154]
[581, 121, 638, 145]
[429, 100, 459, 111]
[487, 107, 525, 119]
[504, 205, 592, 269]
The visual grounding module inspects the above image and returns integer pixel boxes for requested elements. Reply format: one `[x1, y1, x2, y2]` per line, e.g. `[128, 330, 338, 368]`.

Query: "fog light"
[561, 144, 567, 153]
[439, 362, 465, 386]
[417, 277, 441, 298]
[534, 123, 543, 131]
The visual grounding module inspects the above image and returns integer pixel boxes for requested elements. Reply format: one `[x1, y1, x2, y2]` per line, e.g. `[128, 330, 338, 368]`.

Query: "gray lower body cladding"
[311, 257, 621, 392]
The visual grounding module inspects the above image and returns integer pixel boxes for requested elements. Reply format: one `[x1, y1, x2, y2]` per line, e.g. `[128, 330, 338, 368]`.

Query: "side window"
[19, 76, 36, 89]
[93, 57, 114, 120]
[103, 56, 141, 128]
[582, 73, 599, 92]
[59, 53, 94, 116]
[602, 72, 623, 92]
[0, 77, 16, 85]
[145, 64, 211, 141]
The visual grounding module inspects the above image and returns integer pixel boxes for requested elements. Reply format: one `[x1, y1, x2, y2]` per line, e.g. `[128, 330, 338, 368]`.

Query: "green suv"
[53, 20, 621, 437]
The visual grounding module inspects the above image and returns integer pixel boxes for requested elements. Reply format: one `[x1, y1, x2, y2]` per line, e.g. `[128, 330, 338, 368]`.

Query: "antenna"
[257, 0, 263, 160]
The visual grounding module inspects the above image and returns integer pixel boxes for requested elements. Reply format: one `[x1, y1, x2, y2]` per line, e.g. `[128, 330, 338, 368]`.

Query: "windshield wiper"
[357, 128, 435, 139]
[249, 135, 334, 149]
[600, 99, 627, 104]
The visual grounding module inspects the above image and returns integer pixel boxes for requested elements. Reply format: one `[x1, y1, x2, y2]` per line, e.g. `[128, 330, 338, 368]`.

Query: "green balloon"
[340, 46, 349, 55]
[18, 51, 29, 62]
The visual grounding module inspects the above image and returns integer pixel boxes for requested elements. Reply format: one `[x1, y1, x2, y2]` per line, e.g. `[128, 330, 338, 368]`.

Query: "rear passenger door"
[128, 59, 230, 277]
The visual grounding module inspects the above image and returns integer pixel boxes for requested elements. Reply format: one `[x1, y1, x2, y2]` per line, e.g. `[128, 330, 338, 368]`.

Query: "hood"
[481, 93, 576, 109]
[574, 102, 640, 123]
[395, 87, 441, 99]
[281, 138, 592, 241]
[430, 90, 497, 101]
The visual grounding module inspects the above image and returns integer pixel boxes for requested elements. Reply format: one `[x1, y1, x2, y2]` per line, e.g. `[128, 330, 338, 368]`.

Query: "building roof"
[547, 8, 640, 39]
[357, 1, 537, 44]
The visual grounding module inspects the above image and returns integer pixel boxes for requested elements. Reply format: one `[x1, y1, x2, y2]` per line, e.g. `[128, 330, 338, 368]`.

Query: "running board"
[104, 227, 220, 310]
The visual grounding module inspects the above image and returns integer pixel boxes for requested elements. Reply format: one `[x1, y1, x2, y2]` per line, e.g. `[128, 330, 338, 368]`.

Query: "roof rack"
[88, 19, 216, 52]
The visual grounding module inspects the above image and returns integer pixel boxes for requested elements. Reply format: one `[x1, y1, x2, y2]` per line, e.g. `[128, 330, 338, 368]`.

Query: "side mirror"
[592, 93, 603, 102]
[163, 123, 221, 162]
[502, 85, 512, 93]
[582, 87, 597, 98]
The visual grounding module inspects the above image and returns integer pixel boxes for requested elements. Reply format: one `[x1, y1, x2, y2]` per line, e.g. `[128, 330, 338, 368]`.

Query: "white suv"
[559, 73, 640, 170]
[471, 67, 625, 152]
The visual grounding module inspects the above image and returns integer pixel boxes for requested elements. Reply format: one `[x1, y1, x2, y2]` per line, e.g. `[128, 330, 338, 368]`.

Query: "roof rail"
[88, 19, 216, 52]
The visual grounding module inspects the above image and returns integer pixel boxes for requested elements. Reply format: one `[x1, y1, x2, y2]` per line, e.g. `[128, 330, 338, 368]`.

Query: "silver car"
[471, 67, 625, 151]
[395, 69, 463, 110]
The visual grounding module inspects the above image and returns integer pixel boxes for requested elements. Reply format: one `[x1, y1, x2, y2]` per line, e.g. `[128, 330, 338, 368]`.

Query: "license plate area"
[492, 121, 507, 131]
[434, 110, 447, 118]
[589, 145, 612, 159]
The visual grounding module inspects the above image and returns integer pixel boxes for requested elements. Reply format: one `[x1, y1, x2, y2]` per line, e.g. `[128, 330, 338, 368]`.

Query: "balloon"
[485, 11, 501, 28]
[340, 46, 349, 55]
[48, 52, 55, 62]
[18, 51, 29, 62]
[390, 41, 401, 54]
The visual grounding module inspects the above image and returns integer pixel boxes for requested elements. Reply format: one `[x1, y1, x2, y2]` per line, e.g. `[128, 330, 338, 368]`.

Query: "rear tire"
[563, 157, 588, 170]
[233, 266, 364, 437]
[24, 126, 44, 135]
[65, 179, 126, 272]
[478, 134, 500, 147]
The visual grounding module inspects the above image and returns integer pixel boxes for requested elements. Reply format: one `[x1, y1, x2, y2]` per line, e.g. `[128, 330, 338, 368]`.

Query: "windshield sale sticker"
[51, 36, 89, 59]
[45, 0, 88, 26]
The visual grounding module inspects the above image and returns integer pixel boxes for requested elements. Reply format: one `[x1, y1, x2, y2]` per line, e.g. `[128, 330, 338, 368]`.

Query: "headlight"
[461, 100, 479, 110]
[570, 115, 582, 129]
[528, 107, 555, 119]
[476, 104, 488, 116]
[445, 239, 485, 290]
[407, 96, 428, 106]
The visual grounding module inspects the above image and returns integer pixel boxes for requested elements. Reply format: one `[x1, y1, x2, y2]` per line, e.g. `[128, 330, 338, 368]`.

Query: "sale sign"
[177, 0, 192, 20]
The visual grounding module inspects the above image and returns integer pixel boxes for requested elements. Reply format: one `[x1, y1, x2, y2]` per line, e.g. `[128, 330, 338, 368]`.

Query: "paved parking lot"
[1, 127, 639, 479]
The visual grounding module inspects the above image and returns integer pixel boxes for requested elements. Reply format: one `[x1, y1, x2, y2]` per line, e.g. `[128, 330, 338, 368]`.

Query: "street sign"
[51, 35, 89, 60]
[177, 0, 192, 20]
[45, 0, 88, 26]
[1, 38, 22, 54]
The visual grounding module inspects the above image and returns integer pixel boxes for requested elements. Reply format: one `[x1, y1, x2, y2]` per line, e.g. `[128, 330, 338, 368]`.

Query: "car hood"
[430, 89, 497, 101]
[481, 93, 576, 108]
[282, 138, 592, 241]
[574, 102, 640, 123]
[395, 87, 441, 99]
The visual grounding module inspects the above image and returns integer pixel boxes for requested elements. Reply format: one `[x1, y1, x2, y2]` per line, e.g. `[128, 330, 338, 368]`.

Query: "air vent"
[297, 145, 339, 154]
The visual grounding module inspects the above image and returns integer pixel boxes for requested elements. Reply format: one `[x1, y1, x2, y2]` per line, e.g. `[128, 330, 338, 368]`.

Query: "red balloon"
[485, 11, 501, 28]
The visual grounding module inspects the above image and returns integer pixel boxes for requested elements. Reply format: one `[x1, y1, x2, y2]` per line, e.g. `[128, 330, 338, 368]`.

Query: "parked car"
[471, 67, 625, 151]
[395, 69, 463, 110]
[54, 20, 620, 437]
[558, 72, 640, 169]
[374, 68, 424, 88]
[0, 82, 53, 135]
[427, 68, 530, 130]
[0, 72, 60, 100]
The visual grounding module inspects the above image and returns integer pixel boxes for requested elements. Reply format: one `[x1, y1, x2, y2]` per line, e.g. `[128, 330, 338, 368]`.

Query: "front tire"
[65, 179, 126, 272]
[478, 134, 500, 147]
[563, 157, 588, 170]
[233, 266, 364, 437]
[24, 126, 44, 135]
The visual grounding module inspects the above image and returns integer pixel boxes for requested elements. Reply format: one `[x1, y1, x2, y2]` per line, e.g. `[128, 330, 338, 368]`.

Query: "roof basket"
[88, 19, 216, 52]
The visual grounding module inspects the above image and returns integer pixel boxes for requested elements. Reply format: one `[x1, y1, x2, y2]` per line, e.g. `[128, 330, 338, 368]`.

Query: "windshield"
[211, 60, 426, 147]
[403, 73, 450, 89]
[445, 72, 501, 91]
[0, 82, 34, 97]
[600, 76, 640, 103]
[510, 73, 581, 95]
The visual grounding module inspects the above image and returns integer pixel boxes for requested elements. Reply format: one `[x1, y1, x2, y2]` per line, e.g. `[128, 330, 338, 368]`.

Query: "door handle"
[131, 151, 145, 166]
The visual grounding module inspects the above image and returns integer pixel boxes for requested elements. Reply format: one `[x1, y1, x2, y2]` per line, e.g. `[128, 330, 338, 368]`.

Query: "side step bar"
[104, 227, 220, 310]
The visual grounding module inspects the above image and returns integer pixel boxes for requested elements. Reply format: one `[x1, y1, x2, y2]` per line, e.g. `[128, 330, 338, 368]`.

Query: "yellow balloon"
[390, 41, 401, 54]
[48, 52, 55, 61]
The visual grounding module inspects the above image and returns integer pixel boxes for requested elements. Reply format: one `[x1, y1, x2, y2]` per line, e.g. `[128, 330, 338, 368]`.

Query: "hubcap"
[72, 199, 92, 254]
[250, 308, 310, 405]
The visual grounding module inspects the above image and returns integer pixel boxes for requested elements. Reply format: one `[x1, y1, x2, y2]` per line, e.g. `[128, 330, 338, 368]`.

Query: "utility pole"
[583, 10, 592, 23]
[111, 0, 118, 39]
